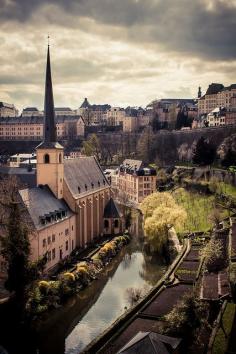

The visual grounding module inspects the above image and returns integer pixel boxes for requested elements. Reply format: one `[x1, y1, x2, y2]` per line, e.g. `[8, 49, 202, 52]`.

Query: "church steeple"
[44, 44, 56, 143]
[36, 43, 64, 199]
[37, 43, 62, 149]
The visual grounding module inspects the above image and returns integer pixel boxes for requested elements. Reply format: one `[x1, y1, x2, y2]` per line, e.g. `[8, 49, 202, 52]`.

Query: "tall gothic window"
[44, 153, 50, 164]
[59, 153, 62, 163]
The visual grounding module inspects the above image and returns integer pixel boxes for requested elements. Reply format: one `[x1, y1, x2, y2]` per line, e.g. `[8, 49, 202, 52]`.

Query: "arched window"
[44, 154, 50, 164]
[104, 219, 109, 228]
[59, 153, 62, 163]
[114, 219, 119, 228]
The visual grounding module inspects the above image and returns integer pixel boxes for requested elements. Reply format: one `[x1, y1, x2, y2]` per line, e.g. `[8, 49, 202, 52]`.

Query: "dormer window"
[91, 182, 94, 189]
[44, 154, 50, 164]
[98, 181, 100, 187]
[85, 184, 87, 191]
[78, 186, 81, 193]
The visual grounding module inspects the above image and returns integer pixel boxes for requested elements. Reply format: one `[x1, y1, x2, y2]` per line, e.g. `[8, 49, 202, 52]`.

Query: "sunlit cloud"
[0, 0, 235, 111]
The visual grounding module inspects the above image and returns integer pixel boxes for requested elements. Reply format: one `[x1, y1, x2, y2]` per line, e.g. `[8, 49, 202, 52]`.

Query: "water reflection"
[65, 240, 165, 353]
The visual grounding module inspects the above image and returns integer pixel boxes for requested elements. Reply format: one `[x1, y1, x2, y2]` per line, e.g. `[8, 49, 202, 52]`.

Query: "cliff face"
[173, 166, 236, 186]
[1, 124, 236, 164]
[152, 125, 236, 164]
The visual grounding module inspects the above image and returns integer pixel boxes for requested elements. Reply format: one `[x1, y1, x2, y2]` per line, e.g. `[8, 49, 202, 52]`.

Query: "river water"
[0, 213, 166, 354]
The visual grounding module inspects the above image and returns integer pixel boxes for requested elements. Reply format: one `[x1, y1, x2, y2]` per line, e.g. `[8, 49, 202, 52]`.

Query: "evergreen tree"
[0, 177, 47, 310]
[82, 133, 101, 161]
[192, 136, 216, 166]
[1, 202, 30, 298]
[175, 110, 187, 130]
[137, 126, 155, 163]
[151, 113, 161, 132]
[221, 148, 236, 168]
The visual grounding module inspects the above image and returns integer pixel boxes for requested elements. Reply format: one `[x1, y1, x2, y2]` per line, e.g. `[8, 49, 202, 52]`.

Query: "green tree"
[1, 201, 30, 297]
[82, 133, 101, 161]
[0, 177, 47, 310]
[141, 192, 187, 251]
[151, 113, 161, 132]
[192, 136, 216, 166]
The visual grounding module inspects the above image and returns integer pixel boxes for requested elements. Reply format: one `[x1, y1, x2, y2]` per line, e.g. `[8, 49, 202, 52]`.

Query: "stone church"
[17, 45, 123, 272]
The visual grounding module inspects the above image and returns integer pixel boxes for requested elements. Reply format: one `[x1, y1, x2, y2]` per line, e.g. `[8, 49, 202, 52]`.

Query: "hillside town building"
[207, 107, 226, 127]
[116, 159, 157, 205]
[0, 102, 18, 118]
[0, 115, 85, 140]
[198, 83, 236, 115]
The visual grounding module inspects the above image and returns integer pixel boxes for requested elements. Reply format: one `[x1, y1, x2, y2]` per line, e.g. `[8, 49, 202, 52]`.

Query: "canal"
[0, 213, 166, 354]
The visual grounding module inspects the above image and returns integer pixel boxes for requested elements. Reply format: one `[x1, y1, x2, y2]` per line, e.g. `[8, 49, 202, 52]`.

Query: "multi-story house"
[0, 102, 18, 117]
[207, 107, 226, 127]
[78, 98, 110, 125]
[198, 83, 236, 115]
[105, 107, 126, 126]
[117, 159, 157, 205]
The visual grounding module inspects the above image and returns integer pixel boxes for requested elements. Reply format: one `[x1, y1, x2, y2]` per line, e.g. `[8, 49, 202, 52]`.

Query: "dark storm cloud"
[0, 0, 236, 60]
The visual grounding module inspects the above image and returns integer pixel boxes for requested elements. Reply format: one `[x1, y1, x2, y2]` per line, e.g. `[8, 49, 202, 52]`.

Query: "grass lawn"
[217, 182, 236, 198]
[173, 188, 229, 233]
[212, 303, 236, 354]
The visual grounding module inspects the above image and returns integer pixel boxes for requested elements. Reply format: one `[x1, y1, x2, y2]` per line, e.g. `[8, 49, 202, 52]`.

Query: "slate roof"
[80, 98, 91, 109]
[0, 167, 36, 188]
[0, 102, 15, 109]
[122, 159, 143, 170]
[23, 107, 39, 112]
[206, 83, 224, 95]
[36, 141, 64, 149]
[118, 331, 182, 354]
[64, 156, 109, 198]
[104, 198, 121, 218]
[55, 107, 72, 111]
[0, 116, 83, 124]
[19, 186, 73, 230]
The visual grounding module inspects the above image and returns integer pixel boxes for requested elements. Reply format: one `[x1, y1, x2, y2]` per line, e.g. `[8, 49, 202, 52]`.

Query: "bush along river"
[0, 212, 167, 354]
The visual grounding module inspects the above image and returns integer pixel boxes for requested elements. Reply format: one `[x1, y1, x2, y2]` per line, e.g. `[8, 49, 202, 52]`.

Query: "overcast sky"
[0, 0, 236, 111]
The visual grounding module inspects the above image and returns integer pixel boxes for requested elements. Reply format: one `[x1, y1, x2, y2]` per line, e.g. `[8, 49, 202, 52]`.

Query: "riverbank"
[83, 236, 190, 353]
[26, 234, 131, 317]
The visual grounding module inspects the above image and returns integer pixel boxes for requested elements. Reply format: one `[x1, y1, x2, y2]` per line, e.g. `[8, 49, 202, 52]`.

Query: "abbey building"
[5, 45, 123, 273]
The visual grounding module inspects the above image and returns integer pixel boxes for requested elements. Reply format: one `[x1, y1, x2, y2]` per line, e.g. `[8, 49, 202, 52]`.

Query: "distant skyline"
[0, 0, 236, 111]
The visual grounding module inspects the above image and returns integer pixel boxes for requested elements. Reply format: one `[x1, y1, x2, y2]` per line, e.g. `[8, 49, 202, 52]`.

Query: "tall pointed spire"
[37, 42, 63, 149]
[44, 44, 56, 143]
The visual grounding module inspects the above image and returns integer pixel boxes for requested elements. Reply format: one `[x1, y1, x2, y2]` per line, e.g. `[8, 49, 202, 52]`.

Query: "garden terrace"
[200, 270, 231, 300]
[140, 284, 193, 319]
[185, 245, 202, 261]
[175, 260, 200, 284]
[208, 229, 229, 272]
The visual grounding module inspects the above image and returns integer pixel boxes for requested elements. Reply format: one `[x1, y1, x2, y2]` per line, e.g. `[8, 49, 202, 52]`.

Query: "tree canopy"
[141, 192, 187, 251]
[192, 136, 216, 166]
